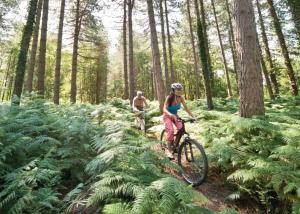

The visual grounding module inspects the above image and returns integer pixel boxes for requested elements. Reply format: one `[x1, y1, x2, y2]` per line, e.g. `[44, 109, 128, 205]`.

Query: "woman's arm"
[163, 96, 176, 119]
[163, 96, 172, 116]
[181, 97, 194, 117]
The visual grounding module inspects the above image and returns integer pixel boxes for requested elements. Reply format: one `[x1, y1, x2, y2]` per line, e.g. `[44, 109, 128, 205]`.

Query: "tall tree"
[164, 0, 175, 83]
[286, 0, 300, 41]
[256, 0, 279, 95]
[197, 0, 213, 89]
[70, 0, 81, 103]
[12, 0, 38, 104]
[25, 0, 43, 92]
[233, 0, 265, 117]
[123, 0, 129, 99]
[196, 11, 213, 109]
[146, 0, 166, 112]
[53, 0, 65, 104]
[36, 0, 49, 96]
[266, 0, 298, 96]
[257, 33, 275, 99]
[224, 0, 238, 85]
[211, 0, 232, 97]
[128, 0, 135, 103]
[159, 0, 170, 91]
[187, 0, 200, 98]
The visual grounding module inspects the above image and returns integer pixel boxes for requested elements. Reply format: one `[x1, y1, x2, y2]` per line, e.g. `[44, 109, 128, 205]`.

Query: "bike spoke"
[179, 140, 208, 186]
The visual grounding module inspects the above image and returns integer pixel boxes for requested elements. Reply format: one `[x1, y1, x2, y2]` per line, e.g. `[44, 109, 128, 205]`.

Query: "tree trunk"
[7, 76, 14, 101]
[70, 0, 81, 103]
[150, 67, 155, 100]
[123, 0, 129, 99]
[164, 0, 175, 83]
[197, 18, 214, 109]
[198, 0, 213, 90]
[225, 0, 238, 85]
[187, 0, 200, 98]
[36, 0, 49, 97]
[286, 0, 300, 41]
[159, 0, 170, 91]
[128, 0, 135, 103]
[267, 0, 298, 96]
[257, 33, 275, 99]
[53, 0, 65, 105]
[147, 0, 166, 112]
[25, 0, 42, 93]
[12, 0, 38, 104]
[256, 0, 279, 96]
[211, 0, 232, 97]
[1, 54, 12, 100]
[233, 0, 265, 117]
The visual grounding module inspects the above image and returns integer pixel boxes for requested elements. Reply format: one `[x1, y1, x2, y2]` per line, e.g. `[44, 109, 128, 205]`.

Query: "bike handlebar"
[178, 118, 196, 123]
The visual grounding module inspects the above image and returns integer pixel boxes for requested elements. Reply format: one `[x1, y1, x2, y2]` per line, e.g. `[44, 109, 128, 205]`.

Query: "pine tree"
[12, 0, 38, 104]
[233, 0, 265, 117]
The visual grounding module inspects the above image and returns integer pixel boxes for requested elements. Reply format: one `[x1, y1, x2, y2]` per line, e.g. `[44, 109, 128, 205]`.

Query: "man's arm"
[143, 97, 149, 108]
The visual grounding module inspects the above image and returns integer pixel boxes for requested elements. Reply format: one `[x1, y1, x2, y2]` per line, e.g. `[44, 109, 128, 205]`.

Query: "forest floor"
[147, 124, 263, 214]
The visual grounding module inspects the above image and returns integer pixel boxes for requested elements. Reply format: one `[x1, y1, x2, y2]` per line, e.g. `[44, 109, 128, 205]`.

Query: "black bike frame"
[173, 118, 189, 150]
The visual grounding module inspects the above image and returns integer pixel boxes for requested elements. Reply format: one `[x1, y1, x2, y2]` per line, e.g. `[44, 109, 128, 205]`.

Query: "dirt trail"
[147, 125, 262, 214]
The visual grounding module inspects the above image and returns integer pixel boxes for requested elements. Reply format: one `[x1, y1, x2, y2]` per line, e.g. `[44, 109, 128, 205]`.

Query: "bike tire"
[178, 138, 208, 186]
[141, 119, 146, 134]
[160, 129, 167, 151]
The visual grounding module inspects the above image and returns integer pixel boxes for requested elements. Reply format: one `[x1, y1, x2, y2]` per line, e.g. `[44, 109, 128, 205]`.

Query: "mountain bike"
[134, 110, 146, 133]
[160, 118, 208, 186]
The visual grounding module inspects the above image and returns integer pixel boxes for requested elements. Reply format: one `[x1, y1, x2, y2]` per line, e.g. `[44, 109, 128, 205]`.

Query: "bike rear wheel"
[178, 138, 208, 186]
[160, 129, 167, 151]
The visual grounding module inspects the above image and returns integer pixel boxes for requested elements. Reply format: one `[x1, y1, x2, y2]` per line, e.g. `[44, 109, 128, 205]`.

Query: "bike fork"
[184, 141, 195, 162]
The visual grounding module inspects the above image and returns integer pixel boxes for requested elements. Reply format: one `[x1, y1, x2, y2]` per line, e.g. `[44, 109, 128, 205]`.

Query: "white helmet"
[137, 91, 143, 96]
[171, 83, 183, 90]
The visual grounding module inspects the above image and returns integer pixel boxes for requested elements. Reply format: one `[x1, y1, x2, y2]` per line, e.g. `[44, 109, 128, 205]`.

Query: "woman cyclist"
[163, 83, 195, 159]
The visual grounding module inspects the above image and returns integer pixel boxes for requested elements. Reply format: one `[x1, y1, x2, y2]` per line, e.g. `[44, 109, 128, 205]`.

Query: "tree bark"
[256, 0, 279, 95]
[128, 0, 135, 103]
[1, 53, 12, 100]
[12, 0, 38, 104]
[123, 0, 129, 99]
[286, 0, 300, 41]
[53, 0, 65, 104]
[267, 0, 298, 96]
[37, 0, 49, 97]
[164, 0, 175, 83]
[233, 0, 265, 117]
[187, 0, 200, 98]
[159, 0, 170, 91]
[198, 0, 213, 89]
[225, 0, 238, 85]
[146, 0, 166, 112]
[257, 33, 275, 99]
[197, 18, 214, 109]
[70, 0, 81, 103]
[211, 0, 232, 97]
[25, 0, 42, 93]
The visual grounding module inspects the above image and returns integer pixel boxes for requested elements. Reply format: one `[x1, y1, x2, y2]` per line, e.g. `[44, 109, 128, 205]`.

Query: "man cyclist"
[132, 91, 149, 129]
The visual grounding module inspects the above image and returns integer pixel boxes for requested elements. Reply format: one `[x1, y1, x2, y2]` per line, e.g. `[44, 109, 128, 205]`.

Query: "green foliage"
[0, 98, 214, 213]
[0, 98, 98, 213]
[187, 96, 300, 213]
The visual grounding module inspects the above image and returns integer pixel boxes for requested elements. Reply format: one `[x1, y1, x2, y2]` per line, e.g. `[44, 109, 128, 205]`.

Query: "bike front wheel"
[178, 138, 208, 186]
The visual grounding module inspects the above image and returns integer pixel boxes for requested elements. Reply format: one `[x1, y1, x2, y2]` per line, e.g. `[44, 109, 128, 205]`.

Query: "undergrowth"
[185, 97, 300, 214]
[0, 97, 225, 214]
